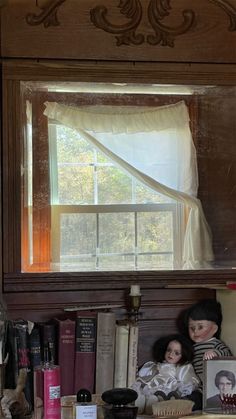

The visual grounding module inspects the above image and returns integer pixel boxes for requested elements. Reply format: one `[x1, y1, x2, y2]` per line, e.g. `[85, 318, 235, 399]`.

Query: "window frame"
[2, 61, 236, 293]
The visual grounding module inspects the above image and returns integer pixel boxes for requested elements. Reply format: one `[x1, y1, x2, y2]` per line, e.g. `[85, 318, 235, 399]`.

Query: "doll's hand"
[203, 350, 217, 360]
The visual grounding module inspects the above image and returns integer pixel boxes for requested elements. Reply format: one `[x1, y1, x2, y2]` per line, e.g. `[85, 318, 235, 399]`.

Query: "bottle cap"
[102, 388, 138, 406]
[77, 389, 92, 403]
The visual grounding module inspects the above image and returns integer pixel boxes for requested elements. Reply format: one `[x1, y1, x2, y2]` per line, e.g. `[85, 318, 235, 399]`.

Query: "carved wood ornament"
[26, 0, 66, 27]
[25, 0, 236, 46]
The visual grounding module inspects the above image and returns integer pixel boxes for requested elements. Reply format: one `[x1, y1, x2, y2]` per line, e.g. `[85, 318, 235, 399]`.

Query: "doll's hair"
[152, 333, 194, 365]
[183, 299, 222, 339]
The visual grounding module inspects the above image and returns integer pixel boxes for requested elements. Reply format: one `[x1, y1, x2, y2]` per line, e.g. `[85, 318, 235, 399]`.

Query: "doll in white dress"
[131, 334, 200, 414]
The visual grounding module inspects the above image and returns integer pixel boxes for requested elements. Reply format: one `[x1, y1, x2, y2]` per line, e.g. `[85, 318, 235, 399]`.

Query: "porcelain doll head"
[186, 299, 222, 343]
[152, 333, 194, 366]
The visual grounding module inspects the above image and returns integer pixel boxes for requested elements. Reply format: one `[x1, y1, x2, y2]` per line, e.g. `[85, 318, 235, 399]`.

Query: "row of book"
[5, 310, 139, 408]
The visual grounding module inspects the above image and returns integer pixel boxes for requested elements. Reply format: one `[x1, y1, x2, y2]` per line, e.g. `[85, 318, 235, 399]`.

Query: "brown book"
[55, 318, 76, 396]
[74, 311, 97, 394]
[95, 311, 116, 394]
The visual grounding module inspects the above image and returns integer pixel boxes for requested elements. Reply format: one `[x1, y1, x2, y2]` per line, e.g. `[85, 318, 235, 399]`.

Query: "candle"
[129, 285, 141, 296]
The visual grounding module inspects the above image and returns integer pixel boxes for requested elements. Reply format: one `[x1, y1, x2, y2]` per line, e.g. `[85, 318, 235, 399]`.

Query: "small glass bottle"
[73, 389, 97, 419]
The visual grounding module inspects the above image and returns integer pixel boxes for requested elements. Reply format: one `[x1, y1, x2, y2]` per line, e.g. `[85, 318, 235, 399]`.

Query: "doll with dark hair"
[180, 298, 233, 410]
[131, 333, 199, 414]
[183, 299, 232, 384]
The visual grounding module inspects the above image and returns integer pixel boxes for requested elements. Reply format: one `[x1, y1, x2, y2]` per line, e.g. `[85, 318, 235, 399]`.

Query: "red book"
[74, 311, 97, 394]
[55, 318, 76, 396]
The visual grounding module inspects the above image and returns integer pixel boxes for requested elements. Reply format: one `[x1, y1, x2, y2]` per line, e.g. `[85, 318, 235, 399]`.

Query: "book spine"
[57, 318, 76, 396]
[113, 323, 130, 388]
[95, 312, 116, 394]
[4, 320, 19, 389]
[14, 320, 33, 409]
[39, 323, 57, 365]
[29, 326, 42, 369]
[74, 311, 97, 394]
[127, 324, 139, 387]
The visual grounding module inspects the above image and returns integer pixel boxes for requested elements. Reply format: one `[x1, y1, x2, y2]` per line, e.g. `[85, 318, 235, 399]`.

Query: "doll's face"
[164, 340, 182, 364]
[188, 318, 218, 343]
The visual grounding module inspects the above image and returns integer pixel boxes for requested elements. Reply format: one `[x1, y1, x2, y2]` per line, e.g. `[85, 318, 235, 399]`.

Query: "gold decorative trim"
[26, 0, 66, 27]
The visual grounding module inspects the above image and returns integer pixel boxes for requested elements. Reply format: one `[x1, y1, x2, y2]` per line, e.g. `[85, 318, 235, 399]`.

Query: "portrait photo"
[203, 357, 236, 412]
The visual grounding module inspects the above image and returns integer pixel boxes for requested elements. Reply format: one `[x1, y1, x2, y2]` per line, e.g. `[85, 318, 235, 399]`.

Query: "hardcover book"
[113, 322, 130, 388]
[95, 311, 116, 394]
[55, 317, 76, 396]
[74, 311, 97, 394]
[127, 323, 139, 387]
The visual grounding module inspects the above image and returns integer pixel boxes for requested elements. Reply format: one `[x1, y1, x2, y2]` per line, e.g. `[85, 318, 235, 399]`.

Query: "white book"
[127, 324, 139, 387]
[95, 312, 116, 394]
[114, 322, 130, 388]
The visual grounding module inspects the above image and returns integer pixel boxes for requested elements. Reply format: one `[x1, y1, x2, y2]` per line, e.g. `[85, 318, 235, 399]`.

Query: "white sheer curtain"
[44, 100, 213, 269]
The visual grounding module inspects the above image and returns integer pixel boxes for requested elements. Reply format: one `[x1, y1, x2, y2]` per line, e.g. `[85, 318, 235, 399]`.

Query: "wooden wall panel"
[1, 0, 236, 63]
[4, 287, 215, 366]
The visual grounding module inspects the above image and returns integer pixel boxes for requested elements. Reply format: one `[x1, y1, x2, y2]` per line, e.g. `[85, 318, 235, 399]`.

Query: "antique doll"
[131, 333, 200, 414]
[181, 298, 233, 410]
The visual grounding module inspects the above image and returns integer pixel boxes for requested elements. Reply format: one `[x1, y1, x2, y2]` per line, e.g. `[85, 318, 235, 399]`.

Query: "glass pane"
[99, 255, 135, 270]
[135, 181, 170, 204]
[60, 214, 96, 270]
[137, 212, 173, 252]
[97, 167, 132, 204]
[58, 166, 94, 204]
[137, 254, 173, 269]
[99, 213, 134, 253]
[57, 126, 94, 164]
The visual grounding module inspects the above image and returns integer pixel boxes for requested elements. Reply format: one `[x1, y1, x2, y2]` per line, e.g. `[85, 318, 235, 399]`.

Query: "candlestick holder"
[128, 285, 142, 323]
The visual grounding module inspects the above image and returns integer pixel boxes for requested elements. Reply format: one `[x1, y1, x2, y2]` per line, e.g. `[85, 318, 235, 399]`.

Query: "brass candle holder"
[129, 285, 142, 323]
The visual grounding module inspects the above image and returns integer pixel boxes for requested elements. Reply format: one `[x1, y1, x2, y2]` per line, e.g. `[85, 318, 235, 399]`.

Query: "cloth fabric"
[206, 393, 222, 408]
[131, 360, 200, 413]
[193, 337, 233, 385]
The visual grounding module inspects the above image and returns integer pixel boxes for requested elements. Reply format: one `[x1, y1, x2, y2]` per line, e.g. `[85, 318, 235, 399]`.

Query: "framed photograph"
[203, 357, 236, 413]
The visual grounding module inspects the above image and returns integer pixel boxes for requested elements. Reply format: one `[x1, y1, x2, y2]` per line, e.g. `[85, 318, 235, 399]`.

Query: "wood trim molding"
[24, 0, 236, 47]
[3, 270, 234, 293]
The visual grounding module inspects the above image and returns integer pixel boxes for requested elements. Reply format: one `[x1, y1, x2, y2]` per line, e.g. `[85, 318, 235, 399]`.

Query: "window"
[49, 124, 182, 271]
[21, 82, 212, 272]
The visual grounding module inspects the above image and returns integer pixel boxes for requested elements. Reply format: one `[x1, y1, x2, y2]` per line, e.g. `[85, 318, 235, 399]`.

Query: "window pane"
[60, 213, 96, 270]
[99, 213, 134, 253]
[99, 255, 135, 270]
[58, 166, 94, 204]
[137, 212, 173, 252]
[97, 167, 132, 204]
[137, 254, 173, 270]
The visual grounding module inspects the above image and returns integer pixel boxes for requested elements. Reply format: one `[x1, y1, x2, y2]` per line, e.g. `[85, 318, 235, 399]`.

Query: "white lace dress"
[131, 361, 200, 414]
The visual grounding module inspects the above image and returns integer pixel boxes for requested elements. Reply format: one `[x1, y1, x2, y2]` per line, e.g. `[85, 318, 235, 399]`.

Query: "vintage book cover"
[95, 311, 116, 394]
[127, 323, 139, 387]
[74, 311, 97, 394]
[113, 321, 130, 388]
[55, 317, 76, 396]
[29, 324, 42, 369]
